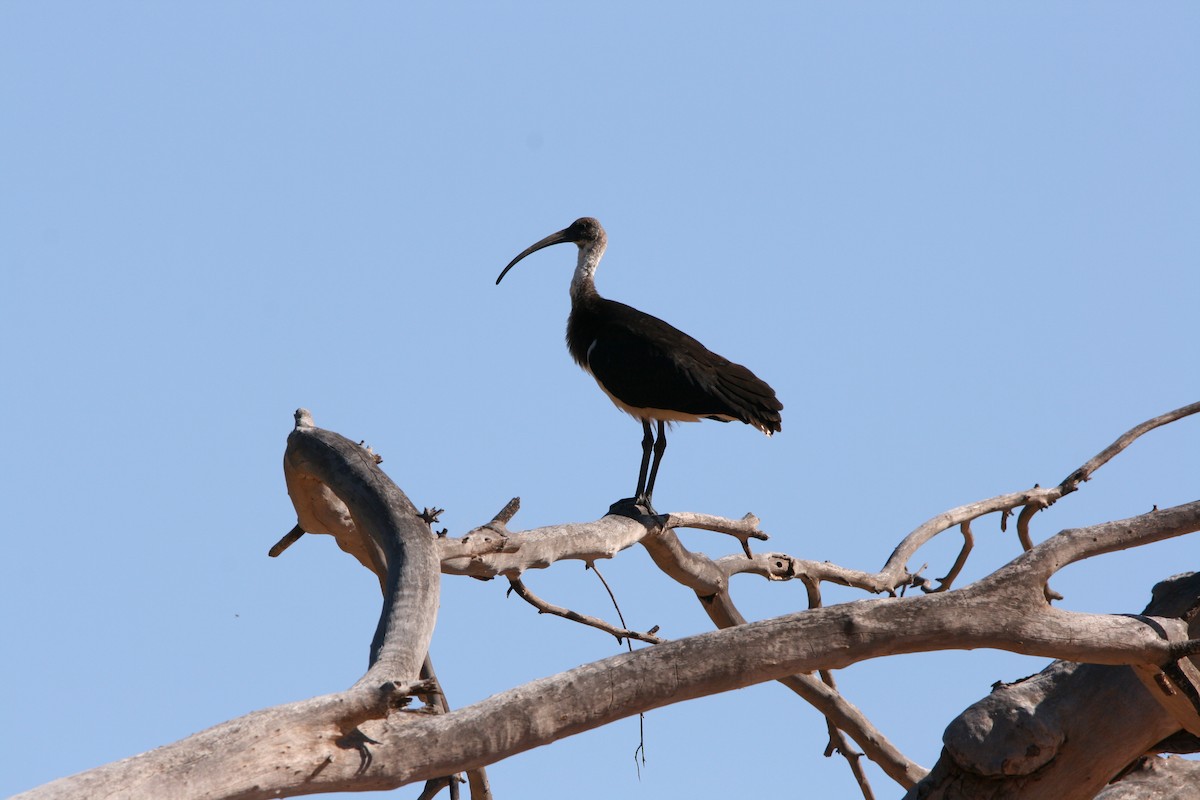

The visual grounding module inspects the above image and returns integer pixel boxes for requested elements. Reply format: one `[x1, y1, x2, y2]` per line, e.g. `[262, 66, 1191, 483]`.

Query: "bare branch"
[436, 526, 516, 563]
[991, 500, 1200, 591]
[269, 523, 306, 557]
[871, 400, 1200, 594]
[663, 510, 768, 556]
[507, 577, 664, 644]
[22, 403, 1199, 799]
[491, 496, 521, 525]
[282, 411, 439, 688]
[439, 514, 650, 578]
[24, 497, 1200, 799]
[1059, 399, 1200, 494]
[909, 572, 1200, 800]
[587, 561, 641, 646]
[638, 511, 929, 788]
[823, 717, 875, 800]
[921, 521, 973, 594]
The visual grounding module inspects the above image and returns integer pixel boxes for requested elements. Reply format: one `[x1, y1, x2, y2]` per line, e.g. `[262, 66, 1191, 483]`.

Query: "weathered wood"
[905, 573, 1200, 800]
[1096, 756, 1200, 799]
[14, 412, 444, 800]
[14, 403, 1200, 800]
[283, 410, 440, 687]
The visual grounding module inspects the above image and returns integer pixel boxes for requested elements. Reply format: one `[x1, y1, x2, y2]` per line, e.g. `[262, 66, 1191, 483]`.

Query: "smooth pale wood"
[438, 514, 649, 577]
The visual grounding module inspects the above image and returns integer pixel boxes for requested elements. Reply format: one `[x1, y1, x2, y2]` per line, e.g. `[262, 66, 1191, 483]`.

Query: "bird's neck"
[570, 241, 606, 300]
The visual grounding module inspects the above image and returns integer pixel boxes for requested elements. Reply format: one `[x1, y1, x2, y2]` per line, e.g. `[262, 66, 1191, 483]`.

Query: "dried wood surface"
[15, 401, 1200, 800]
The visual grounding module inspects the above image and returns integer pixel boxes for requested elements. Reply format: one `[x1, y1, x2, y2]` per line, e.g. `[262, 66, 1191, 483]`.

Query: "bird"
[496, 216, 782, 514]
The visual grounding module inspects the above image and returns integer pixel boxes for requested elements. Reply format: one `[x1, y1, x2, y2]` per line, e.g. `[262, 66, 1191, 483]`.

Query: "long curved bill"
[496, 228, 575, 284]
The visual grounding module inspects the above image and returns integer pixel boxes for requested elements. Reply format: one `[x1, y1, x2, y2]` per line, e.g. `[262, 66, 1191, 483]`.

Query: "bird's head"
[496, 217, 607, 285]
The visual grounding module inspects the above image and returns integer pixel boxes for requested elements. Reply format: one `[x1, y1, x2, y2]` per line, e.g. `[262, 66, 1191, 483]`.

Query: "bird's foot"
[608, 495, 660, 520]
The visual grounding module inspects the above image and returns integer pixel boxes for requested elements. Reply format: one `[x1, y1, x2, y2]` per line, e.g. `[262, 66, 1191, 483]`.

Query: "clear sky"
[2, 4, 1198, 798]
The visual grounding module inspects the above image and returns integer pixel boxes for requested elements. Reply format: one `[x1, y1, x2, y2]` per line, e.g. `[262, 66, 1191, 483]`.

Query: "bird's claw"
[608, 496, 660, 520]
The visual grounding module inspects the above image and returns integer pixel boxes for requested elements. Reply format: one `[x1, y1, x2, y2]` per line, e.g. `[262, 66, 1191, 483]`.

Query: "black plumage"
[497, 216, 782, 511]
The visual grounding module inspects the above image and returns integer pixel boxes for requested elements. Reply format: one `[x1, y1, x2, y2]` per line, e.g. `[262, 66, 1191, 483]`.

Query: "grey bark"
[1096, 757, 1200, 799]
[13, 404, 1200, 800]
[906, 573, 1200, 800]
[282, 410, 440, 687]
[20, 507, 1200, 799]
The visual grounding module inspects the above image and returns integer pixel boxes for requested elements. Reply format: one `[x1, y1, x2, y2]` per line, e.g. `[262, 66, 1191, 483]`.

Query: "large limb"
[17, 501, 1200, 799]
[906, 573, 1200, 800]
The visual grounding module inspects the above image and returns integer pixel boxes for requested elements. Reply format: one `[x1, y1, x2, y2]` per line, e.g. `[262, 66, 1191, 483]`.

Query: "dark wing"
[585, 298, 782, 432]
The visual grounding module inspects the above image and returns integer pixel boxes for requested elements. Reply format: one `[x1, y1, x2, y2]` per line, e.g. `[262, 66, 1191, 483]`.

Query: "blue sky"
[2, 4, 1198, 798]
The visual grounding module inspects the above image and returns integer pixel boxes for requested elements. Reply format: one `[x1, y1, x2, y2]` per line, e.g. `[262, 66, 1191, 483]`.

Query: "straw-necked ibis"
[496, 217, 782, 513]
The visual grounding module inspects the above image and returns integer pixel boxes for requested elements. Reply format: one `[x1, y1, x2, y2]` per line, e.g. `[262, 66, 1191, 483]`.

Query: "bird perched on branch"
[497, 217, 782, 513]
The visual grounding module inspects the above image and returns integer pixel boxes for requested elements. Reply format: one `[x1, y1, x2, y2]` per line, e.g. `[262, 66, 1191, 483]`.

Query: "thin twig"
[825, 717, 875, 800]
[588, 560, 653, 770]
[588, 562, 632, 647]
[1015, 493, 1064, 601]
[923, 521, 974, 594]
[818, 668, 876, 799]
[506, 578, 664, 644]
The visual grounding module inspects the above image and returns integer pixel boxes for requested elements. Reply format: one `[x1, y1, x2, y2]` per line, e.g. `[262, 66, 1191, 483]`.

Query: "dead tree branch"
[17, 401, 1199, 800]
[30, 499, 1200, 800]
[907, 572, 1200, 800]
[282, 409, 440, 687]
[506, 577, 664, 644]
[638, 523, 930, 788]
[875, 399, 1200, 595]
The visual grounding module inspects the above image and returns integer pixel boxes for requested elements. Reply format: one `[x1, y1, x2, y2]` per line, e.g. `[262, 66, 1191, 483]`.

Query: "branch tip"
[268, 524, 306, 558]
[493, 497, 520, 525]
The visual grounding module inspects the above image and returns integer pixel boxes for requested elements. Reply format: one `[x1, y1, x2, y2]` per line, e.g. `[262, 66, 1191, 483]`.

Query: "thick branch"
[21, 497, 1200, 799]
[907, 572, 1200, 800]
[283, 410, 440, 687]
[438, 514, 649, 577]
[20, 405, 1198, 799]
[282, 412, 492, 797]
[639, 514, 929, 787]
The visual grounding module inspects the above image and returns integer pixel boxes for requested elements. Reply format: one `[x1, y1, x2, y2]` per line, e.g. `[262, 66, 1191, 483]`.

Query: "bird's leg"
[640, 420, 668, 513]
[634, 419, 654, 501]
